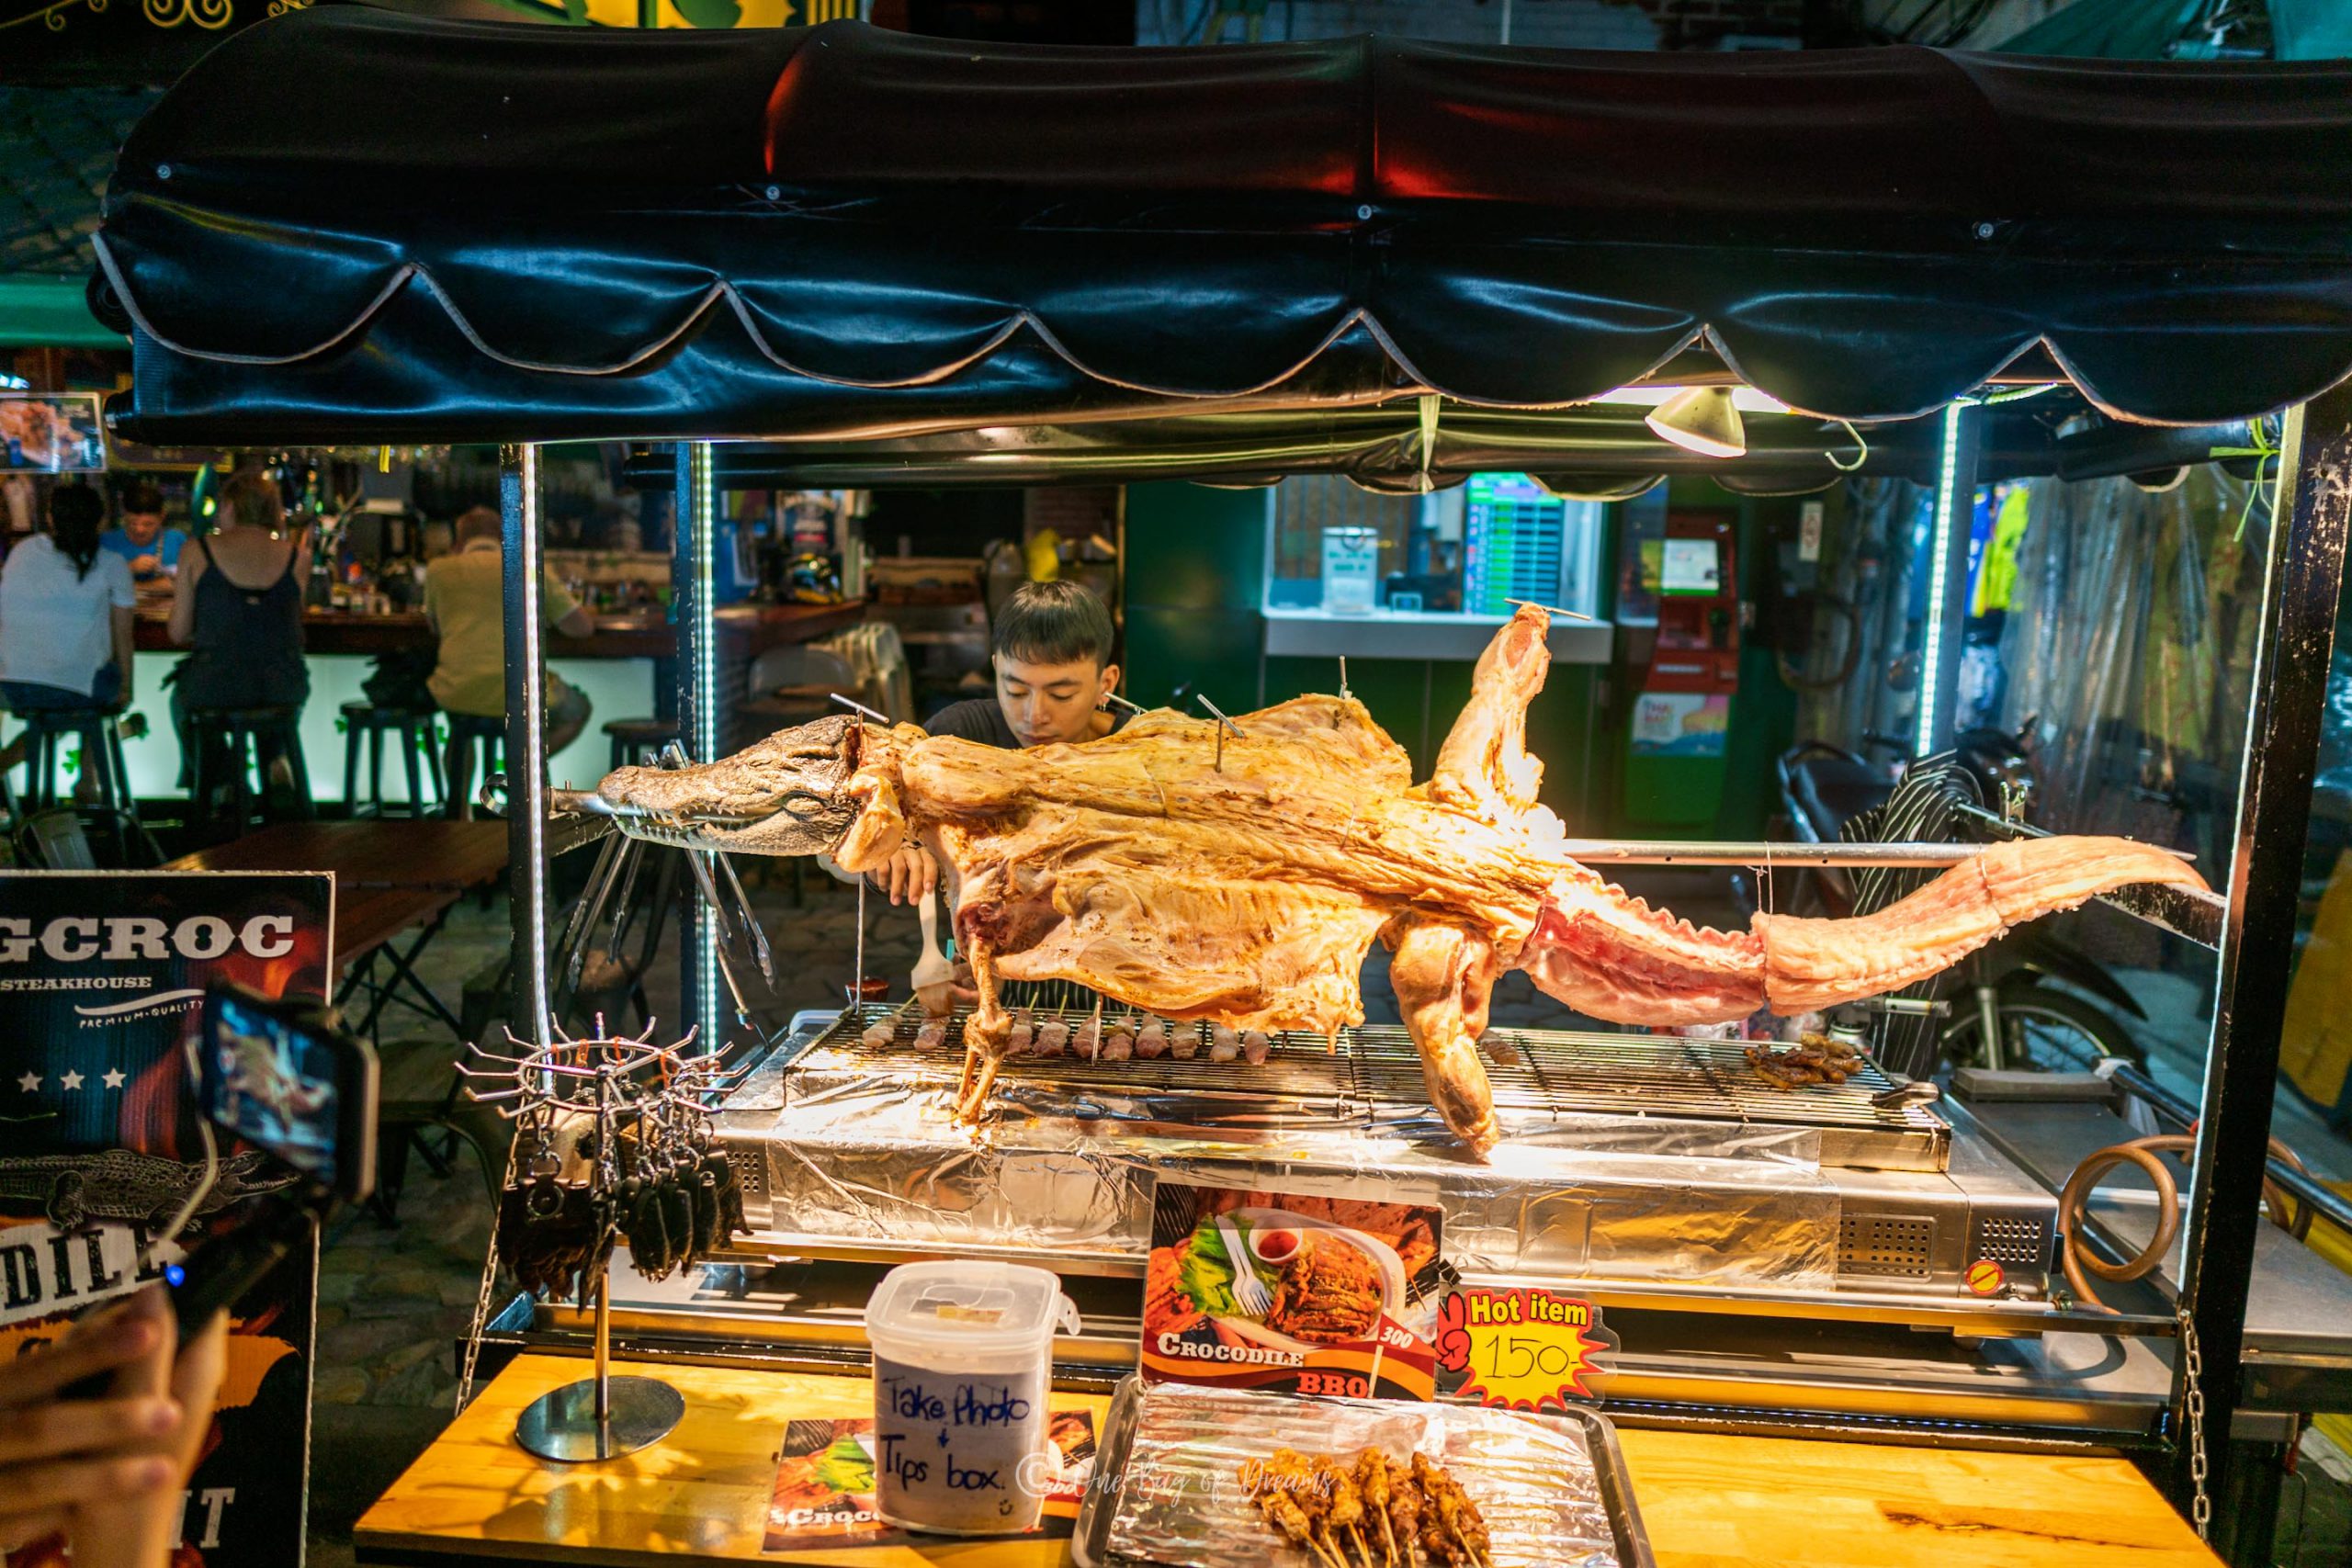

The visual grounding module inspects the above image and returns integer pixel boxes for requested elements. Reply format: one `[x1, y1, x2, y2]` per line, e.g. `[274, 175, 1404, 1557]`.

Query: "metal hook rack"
[457, 1017, 751, 1461]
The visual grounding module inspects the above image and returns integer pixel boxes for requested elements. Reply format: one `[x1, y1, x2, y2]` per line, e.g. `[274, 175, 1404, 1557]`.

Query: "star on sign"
[59, 1070, 85, 1092]
[103, 1068, 127, 1089]
[14, 1071, 38, 1093]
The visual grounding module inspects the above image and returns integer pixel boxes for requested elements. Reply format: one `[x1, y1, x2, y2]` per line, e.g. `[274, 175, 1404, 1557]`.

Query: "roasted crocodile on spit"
[579, 607, 2204, 1155]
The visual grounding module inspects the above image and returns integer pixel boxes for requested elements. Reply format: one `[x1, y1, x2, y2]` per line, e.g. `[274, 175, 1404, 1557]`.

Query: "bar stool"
[603, 716, 679, 771]
[16, 706, 134, 814]
[187, 705, 312, 835]
[339, 701, 443, 818]
[443, 713, 504, 818]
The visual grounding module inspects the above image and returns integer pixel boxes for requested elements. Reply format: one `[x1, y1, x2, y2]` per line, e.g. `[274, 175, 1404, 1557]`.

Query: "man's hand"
[130, 554, 161, 577]
[868, 842, 938, 906]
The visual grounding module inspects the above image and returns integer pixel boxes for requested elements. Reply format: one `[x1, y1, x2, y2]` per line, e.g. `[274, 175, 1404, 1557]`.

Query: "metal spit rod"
[544, 792, 2188, 874]
[1555, 839, 2197, 868]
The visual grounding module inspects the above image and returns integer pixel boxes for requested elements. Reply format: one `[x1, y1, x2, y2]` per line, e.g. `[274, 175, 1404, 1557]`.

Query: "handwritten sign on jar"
[865, 1261, 1082, 1536]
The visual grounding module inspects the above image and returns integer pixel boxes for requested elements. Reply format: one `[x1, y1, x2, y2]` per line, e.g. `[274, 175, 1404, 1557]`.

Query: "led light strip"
[1915, 400, 1971, 758]
[516, 444, 551, 1041]
[687, 441, 720, 1039]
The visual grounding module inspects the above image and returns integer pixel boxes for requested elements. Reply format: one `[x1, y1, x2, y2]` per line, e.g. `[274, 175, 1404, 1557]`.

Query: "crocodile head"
[590, 714, 864, 856]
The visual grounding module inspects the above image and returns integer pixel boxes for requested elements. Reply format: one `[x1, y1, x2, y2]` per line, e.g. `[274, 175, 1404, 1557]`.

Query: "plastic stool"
[604, 716, 679, 771]
[16, 705, 132, 814]
[187, 705, 311, 835]
[340, 701, 442, 818]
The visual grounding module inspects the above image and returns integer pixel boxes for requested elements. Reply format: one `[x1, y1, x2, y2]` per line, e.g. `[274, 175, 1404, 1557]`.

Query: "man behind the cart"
[865, 580, 1125, 905]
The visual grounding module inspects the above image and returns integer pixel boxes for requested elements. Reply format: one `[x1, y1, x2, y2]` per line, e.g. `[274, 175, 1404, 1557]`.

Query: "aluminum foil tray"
[1073, 1377, 1653, 1568]
[714, 1006, 1848, 1292]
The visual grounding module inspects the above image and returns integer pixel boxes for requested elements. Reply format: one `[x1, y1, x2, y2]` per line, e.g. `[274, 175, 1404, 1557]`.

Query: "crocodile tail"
[1515, 837, 2203, 1027]
[1754, 836, 2205, 1014]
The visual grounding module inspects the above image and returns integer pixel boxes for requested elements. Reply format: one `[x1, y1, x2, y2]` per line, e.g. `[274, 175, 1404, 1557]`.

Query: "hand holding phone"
[0, 1286, 221, 1564]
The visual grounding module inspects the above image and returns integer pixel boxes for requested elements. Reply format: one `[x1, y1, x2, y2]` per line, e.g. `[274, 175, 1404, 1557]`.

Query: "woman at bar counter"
[166, 470, 311, 799]
[0, 486, 137, 794]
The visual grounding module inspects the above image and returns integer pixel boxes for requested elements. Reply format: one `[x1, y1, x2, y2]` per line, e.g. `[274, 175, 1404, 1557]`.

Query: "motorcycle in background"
[1770, 722, 2146, 1079]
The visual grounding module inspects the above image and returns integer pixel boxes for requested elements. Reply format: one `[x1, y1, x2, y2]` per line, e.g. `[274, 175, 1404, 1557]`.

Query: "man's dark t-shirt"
[924, 697, 1130, 749]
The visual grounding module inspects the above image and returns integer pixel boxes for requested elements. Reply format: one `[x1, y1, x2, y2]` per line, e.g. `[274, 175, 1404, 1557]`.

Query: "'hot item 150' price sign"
[1434, 1287, 1618, 1412]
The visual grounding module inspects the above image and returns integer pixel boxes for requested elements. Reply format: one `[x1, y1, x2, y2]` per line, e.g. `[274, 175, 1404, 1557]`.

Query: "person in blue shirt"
[98, 481, 186, 583]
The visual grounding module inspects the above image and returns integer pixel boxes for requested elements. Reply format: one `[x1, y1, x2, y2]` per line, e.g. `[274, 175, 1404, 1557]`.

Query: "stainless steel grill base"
[714, 1008, 2056, 1306]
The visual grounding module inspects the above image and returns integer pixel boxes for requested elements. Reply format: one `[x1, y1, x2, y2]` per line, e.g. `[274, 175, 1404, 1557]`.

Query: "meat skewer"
[1353, 1450, 1401, 1568]
[1242, 1028, 1272, 1065]
[1252, 1451, 1353, 1568]
[1320, 1454, 1376, 1568]
[1134, 1017, 1168, 1058]
[1243, 1458, 1349, 1568]
[1409, 1453, 1492, 1568]
[1381, 1453, 1423, 1568]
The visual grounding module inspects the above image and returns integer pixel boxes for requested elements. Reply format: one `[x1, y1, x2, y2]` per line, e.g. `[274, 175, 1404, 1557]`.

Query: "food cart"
[93, 11, 2352, 1564]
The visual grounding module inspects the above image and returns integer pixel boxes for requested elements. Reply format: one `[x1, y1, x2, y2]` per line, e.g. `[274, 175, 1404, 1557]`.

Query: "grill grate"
[787, 1003, 1949, 1168]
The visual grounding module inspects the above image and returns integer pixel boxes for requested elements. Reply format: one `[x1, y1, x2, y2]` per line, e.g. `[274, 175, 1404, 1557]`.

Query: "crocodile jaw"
[591, 715, 864, 857]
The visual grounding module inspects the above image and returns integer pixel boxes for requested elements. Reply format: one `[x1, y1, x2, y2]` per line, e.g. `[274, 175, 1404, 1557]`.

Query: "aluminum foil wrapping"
[720, 1071, 1839, 1291]
[1093, 1383, 1627, 1568]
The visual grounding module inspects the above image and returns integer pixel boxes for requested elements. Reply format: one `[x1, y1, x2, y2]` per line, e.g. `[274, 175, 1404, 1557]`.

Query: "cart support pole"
[501, 444, 552, 1044]
[673, 442, 719, 1047]
[2173, 384, 2352, 1542]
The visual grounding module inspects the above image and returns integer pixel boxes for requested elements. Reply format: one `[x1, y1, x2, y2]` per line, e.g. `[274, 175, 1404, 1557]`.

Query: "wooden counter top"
[356, 1357, 2220, 1568]
[132, 600, 865, 660]
[356, 1355, 1108, 1566]
[1615, 1427, 2218, 1568]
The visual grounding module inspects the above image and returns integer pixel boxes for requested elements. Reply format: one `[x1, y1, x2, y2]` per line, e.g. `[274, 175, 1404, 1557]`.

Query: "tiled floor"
[304, 871, 2352, 1565]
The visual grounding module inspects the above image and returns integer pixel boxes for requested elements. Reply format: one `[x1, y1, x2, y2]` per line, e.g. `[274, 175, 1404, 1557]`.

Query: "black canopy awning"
[98, 8, 2352, 446]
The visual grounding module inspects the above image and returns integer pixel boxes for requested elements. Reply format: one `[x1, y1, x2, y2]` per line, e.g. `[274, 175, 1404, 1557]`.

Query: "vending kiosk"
[1623, 508, 1739, 827]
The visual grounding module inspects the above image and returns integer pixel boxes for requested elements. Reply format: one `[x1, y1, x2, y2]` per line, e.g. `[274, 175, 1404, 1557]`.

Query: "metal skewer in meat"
[586, 610, 2207, 1156]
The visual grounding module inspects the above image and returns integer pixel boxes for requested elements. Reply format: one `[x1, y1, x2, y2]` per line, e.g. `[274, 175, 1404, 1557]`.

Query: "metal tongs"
[544, 749, 776, 996]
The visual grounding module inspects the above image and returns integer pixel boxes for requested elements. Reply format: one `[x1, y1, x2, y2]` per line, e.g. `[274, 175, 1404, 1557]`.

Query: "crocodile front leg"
[954, 931, 1008, 1125]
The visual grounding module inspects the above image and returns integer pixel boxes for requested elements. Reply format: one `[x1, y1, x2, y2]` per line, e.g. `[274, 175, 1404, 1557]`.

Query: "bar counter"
[131, 600, 865, 660]
[119, 599, 865, 802]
